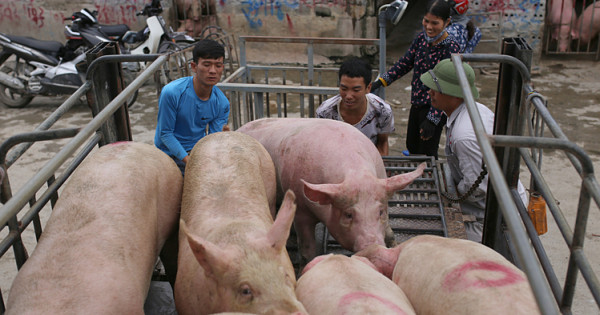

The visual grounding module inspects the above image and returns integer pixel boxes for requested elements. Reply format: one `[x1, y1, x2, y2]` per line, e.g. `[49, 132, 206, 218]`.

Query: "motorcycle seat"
[5, 34, 64, 57]
[98, 24, 130, 38]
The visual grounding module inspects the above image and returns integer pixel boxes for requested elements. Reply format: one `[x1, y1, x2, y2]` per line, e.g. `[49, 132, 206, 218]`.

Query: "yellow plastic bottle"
[527, 192, 548, 235]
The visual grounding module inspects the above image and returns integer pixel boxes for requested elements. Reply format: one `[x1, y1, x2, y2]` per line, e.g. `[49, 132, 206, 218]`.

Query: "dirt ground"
[0, 48, 599, 313]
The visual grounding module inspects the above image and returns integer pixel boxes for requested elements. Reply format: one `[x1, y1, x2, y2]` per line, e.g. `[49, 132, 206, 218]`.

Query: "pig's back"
[6, 141, 183, 314]
[181, 131, 276, 231]
[237, 118, 386, 182]
[392, 235, 540, 315]
[297, 254, 415, 315]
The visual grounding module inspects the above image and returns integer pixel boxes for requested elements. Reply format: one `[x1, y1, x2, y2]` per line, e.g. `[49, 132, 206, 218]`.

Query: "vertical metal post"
[307, 41, 315, 117]
[482, 38, 532, 262]
[85, 42, 132, 146]
[378, 12, 386, 99]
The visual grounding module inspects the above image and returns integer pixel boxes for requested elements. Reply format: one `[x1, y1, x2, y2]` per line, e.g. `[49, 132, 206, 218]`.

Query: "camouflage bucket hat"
[420, 58, 479, 99]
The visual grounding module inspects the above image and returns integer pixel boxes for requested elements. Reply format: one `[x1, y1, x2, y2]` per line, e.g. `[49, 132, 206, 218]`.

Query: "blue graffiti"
[241, 0, 299, 28]
[518, 0, 541, 14]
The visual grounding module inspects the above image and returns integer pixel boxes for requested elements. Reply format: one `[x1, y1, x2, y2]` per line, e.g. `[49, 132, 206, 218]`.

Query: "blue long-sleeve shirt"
[154, 76, 230, 160]
[380, 32, 459, 125]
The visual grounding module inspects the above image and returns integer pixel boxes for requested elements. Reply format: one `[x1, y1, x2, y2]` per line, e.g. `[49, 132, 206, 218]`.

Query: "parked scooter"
[64, 0, 195, 72]
[0, 30, 86, 108]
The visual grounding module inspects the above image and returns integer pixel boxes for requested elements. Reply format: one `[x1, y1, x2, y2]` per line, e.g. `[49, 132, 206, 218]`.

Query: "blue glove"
[419, 119, 437, 140]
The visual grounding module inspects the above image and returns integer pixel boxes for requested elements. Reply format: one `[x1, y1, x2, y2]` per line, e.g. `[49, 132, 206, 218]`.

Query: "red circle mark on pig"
[338, 291, 407, 315]
[442, 260, 525, 292]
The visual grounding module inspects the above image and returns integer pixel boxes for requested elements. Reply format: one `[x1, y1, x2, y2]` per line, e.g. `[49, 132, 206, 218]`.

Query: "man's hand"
[419, 119, 437, 141]
[222, 124, 230, 131]
[182, 155, 190, 164]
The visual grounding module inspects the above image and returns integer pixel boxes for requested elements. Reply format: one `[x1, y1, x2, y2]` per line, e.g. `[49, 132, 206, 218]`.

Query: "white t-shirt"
[316, 93, 395, 145]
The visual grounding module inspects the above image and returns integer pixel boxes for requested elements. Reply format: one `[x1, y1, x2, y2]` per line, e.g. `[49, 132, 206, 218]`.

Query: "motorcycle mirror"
[379, 0, 408, 25]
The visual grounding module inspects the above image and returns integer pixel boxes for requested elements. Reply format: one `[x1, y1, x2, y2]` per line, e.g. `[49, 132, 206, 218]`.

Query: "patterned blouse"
[380, 32, 460, 125]
[446, 23, 482, 54]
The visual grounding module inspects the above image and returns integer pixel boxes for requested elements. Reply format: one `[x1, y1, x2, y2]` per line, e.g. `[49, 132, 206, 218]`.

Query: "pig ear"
[302, 179, 341, 205]
[180, 220, 232, 278]
[267, 190, 296, 251]
[385, 162, 426, 194]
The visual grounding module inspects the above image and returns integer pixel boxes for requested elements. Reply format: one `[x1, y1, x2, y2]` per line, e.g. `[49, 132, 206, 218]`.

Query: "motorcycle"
[0, 9, 136, 108]
[65, 0, 195, 72]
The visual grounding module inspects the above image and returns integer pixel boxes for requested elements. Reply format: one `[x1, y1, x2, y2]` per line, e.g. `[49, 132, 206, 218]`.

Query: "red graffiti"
[442, 260, 525, 292]
[338, 291, 408, 315]
[286, 13, 294, 32]
[479, 0, 507, 12]
[0, 3, 21, 24]
[23, 3, 45, 28]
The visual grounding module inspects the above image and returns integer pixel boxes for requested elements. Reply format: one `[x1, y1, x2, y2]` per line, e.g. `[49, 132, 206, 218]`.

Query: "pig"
[549, 0, 575, 52]
[5, 141, 183, 314]
[572, 2, 600, 45]
[237, 118, 426, 262]
[296, 254, 416, 315]
[174, 131, 307, 315]
[355, 235, 541, 315]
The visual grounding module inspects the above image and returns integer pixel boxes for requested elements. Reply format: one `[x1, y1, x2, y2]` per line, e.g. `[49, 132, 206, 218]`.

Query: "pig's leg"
[294, 212, 320, 266]
[159, 220, 180, 289]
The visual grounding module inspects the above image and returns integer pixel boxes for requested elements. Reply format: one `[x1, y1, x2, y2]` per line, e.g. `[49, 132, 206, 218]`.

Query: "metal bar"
[4, 82, 90, 168]
[15, 134, 102, 243]
[240, 36, 379, 45]
[0, 128, 80, 166]
[0, 54, 168, 228]
[218, 83, 338, 95]
[450, 54, 559, 314]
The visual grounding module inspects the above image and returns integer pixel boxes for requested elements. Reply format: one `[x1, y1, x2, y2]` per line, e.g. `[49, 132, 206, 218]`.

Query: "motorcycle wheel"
[0, 60, 34, 108]
[154, 42, 188, 92]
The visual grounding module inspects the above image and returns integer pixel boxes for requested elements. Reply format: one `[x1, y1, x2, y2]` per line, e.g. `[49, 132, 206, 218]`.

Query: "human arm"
[376, 134, 389, 156]
[207, 89, 231, 134]
[156, 88, 188, 161]
[377, 35, 420, 87]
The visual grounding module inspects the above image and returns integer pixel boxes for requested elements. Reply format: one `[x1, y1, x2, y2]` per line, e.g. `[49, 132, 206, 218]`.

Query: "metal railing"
[219, 36, 380, 129]
[455, 49, 600, 313]
[0, 42, 183, 312]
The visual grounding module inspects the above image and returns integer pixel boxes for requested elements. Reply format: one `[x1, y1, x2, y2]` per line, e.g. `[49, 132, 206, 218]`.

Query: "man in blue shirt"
[154, 39, 230, 175]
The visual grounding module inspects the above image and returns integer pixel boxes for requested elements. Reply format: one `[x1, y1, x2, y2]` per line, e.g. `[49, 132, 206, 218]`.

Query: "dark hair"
[466, 20, 475, 39]
[193, 39, 225, 62]
[426, 0, 454, 21]
[338, 57, 372, 86]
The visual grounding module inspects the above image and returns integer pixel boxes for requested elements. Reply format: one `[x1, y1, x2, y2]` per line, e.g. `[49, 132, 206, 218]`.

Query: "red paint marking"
[338, 291, 407, 315]
[442, 260, 525, 292]
[286, 13, 294, 32]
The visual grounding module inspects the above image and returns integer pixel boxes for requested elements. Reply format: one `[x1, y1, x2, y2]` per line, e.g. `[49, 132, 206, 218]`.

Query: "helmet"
[453, 0, 469, 15]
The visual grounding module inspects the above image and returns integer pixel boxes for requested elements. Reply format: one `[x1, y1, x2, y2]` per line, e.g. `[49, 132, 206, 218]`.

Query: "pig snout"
[353, 230, 385, 253]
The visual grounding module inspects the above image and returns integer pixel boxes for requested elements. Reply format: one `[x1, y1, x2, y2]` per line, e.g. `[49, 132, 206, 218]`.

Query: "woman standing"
[371, 0, 459, 158]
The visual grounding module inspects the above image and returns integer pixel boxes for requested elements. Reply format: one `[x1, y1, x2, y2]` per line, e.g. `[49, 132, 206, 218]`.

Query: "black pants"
[406, 104, 446, 159]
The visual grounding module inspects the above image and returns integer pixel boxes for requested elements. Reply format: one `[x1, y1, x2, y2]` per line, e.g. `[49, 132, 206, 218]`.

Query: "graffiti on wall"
[224, 0, 352, 29]
[0, 0, 147, 32]
[470, 0, 545, 51]
[0, 0, 46, 28]
[238, 0, 299, 28]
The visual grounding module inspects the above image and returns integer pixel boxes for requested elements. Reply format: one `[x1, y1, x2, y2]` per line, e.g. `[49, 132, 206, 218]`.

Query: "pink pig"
[174, 132, 307, 315]
[572, 2, 600, 45]
[6, 142, 183, 314]
[237, 118, 426, 262]
[549, 0, 575, 52]
[355, 235, 541, 315]
[296, 254, 416, 315]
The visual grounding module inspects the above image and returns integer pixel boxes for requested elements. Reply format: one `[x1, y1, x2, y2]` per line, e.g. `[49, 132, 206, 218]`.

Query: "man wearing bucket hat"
[420, 58, 527, 241]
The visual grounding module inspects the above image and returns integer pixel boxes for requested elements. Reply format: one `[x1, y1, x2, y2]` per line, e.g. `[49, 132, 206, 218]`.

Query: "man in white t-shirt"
[316, 57, 395, 156]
